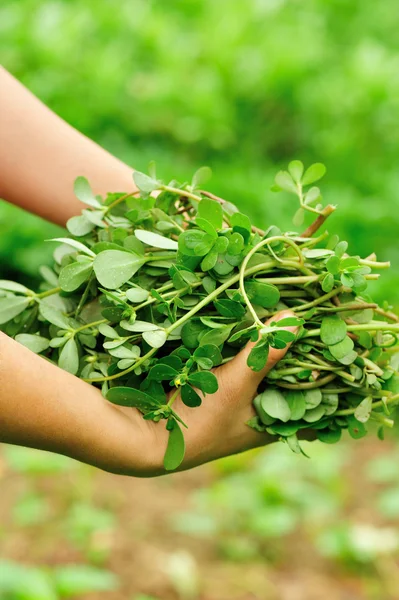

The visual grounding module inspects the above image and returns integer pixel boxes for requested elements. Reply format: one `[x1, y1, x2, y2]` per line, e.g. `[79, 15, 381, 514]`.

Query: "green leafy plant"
[1, 161, 398, 469]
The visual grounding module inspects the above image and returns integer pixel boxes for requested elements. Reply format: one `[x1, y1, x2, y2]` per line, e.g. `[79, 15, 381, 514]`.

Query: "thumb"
[223, 310, 299, 393]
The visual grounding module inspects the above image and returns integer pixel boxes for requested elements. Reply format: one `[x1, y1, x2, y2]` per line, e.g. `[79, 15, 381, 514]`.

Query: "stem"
[276, 373, 336, 389]
[160, 185, 202, 203]
[35, 286, 61, 299]
[293, 286, 344, 312]
[167, 388, 180, 408]
[74, 319, 107, 334]
[335, 394, 399, 417]
[75, 273, 95, 316]
[105, 190, 139, 212]
[83, 346, 157, 383]
[239, 236, 305, 328]
[300, 205, 336, 238]
[359, 259, 390, 269]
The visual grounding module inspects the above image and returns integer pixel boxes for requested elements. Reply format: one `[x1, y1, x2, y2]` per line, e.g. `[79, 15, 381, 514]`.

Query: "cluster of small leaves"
[1, 160, 398, 468]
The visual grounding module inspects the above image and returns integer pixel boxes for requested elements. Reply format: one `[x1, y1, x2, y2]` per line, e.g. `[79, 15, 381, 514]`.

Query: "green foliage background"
[1, 0, 398, 304]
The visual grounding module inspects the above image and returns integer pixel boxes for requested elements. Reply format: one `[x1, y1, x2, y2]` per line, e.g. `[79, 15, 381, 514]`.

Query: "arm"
[0, 66, 136, 226]
[0, 314, 298, 476]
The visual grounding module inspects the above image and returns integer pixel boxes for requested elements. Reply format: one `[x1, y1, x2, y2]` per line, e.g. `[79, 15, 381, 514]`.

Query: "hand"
[102, 310, 299, 476]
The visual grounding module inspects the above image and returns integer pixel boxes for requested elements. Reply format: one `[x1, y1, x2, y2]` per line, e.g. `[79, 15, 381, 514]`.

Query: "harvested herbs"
[1, 161, 399, 468]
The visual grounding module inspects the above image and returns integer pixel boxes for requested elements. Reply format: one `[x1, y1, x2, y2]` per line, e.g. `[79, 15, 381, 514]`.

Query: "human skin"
[0, 66, 299, 476]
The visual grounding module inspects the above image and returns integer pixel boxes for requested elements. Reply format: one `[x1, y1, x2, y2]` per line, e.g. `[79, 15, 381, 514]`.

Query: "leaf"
[285, 390, 306, 420]
[125, 286, 150, 303]
[48, 238, 95, 257]
[320, 315, 347, 346]
[303, 405, 326, 422]
[93, 250, 145, 289]
[59, 261, 93, 292]
[133, 170, 160, 193]
[107, 386, 161, 410]
[288, 160, 304, 183]
[192, 166, 212, 188]
[293, 208, 305, 227]
[328, 335, 354, 360]
[143, 329, 167, 348]
[260, 388, 291, 422]
[214, 299, 246, 318]
[201, 248, 218, 271]
[354, 396, 373, 423]
[245, 281, 280, 308]
[181, 384, 202, 407]
[39, 303, 71, 330]
[347, 415, 367, 439]
[74, 176, 101, 207]
[198, 198, 223, 230]
[317, 428, 342, 444]
[302, 249, 333, 259]
[247, 337, 269, 372]
[322, 272, 334, 292]
[274, 170, 297, 194]
[0, 280, 29, 294]
[188, 371, 218, 394]
[321, 393, 339, 415]
[200, 325, 234, 347]
[66, 214, 95, 237]
[335, 241, 348, 258]
[195, 217, 218, 238]
[58, 338, 79, 375]
[271, 316, 304, 328]
[120, 320, 159, 332]
[164, 420, 185, 471]
[302, 163, 326, 186]
[304, 186, 321, 205]
[134, 229, 178, 250]
[0, 296, 30, 324]
[178, 229, 208, 256]
[231, 212, 252, 234]
[15, 334, 50, 354]
[193, 344, 223, 367]
[304, 388, 322, 409]
[149, 364, 179, 380]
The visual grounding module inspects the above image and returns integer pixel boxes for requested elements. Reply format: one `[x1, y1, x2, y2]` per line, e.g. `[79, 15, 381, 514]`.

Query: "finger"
[223, 310, 299, 392]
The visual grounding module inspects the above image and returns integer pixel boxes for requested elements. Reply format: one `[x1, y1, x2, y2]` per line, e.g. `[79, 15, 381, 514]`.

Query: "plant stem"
[83, 346, 157, 383]
[167, 388, 180, 408]
[293, 286, 344, 312]
[35, 286, 61, 299]
[105, 190, 139, 212]
[160, 185, 202, 203]
[335, 394, 399, 417]
[276, 373, 336, 389]
[74, 319, 106, 334]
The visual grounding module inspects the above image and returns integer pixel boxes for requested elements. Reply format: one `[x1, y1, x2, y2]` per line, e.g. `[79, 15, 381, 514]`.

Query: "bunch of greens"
[1, 161, 399, 469]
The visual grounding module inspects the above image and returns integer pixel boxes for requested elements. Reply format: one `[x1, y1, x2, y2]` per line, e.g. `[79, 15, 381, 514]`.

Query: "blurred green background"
[1, 1, 399, 599]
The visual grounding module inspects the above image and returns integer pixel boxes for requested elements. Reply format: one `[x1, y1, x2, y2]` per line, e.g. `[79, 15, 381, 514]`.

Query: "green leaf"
[200, 325, 234, 347]
[303, 405, 326, 422]
[347, 415, 367, 439]
[293, 207, 305, 227]
[192, 166, 212, 188]
[321, 272, 335, 292]
[143, 329, 167, 348]
[285, 390, 306, 420]
[134, 229, 178, 250]
[201, 248, 218, 271]
[302, 249, 333, 259]
[188, 371, 218, 394]
[125, 286, 149, 302]
[247, 336, 269, 372]
[302, 163, 326, 186]
[321, 393, 339, 416]
[335, 241, 348, 258]
[74, 176, 101, 207]
[107, 387, 161, 410]
[59, 261, 93, 292]
[178, 229, 208, 256]
[288, 160, 304, 183]
[317, 428, 342, 444]
[320, 315, 347, 346]
[259, 388, 291, 422]
[133, 170, 160, 193]
[39, 303, 71, 330]
[164, 419, 185, 471]
[15, 334, 50, 354]
[304, 388, 323, 409]
[149, 364, 179, 380]
[0, 296, 30, 324]
[0, 280, 29, 294]
[328, 335, 354, 360]
[245, 281, 280, 308]
[181, 384, 202, 407]
[93, 250, 145, 289]
[253, 394, 276, 425]
[354, 396, 373, 423]
[193, 344, 223, 367]
[198, 198, 223, 230]
[66, 214, 95, 236]
[274, 170, 297, 194]
[214, 299, 246, 318]
[58, 338, 79, 375]
[231, 212, 252, 234]
[195, 217, 218, 238]
[49, 237, 95, 257]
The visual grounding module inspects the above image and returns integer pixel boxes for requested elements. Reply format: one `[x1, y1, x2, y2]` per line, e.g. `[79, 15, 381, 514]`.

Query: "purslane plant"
[1, 161, 399, 468]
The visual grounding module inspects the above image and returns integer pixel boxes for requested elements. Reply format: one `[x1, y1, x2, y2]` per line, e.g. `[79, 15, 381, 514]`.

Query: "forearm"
[0, 332, 149, 474]
[0, 66, 136, 226]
